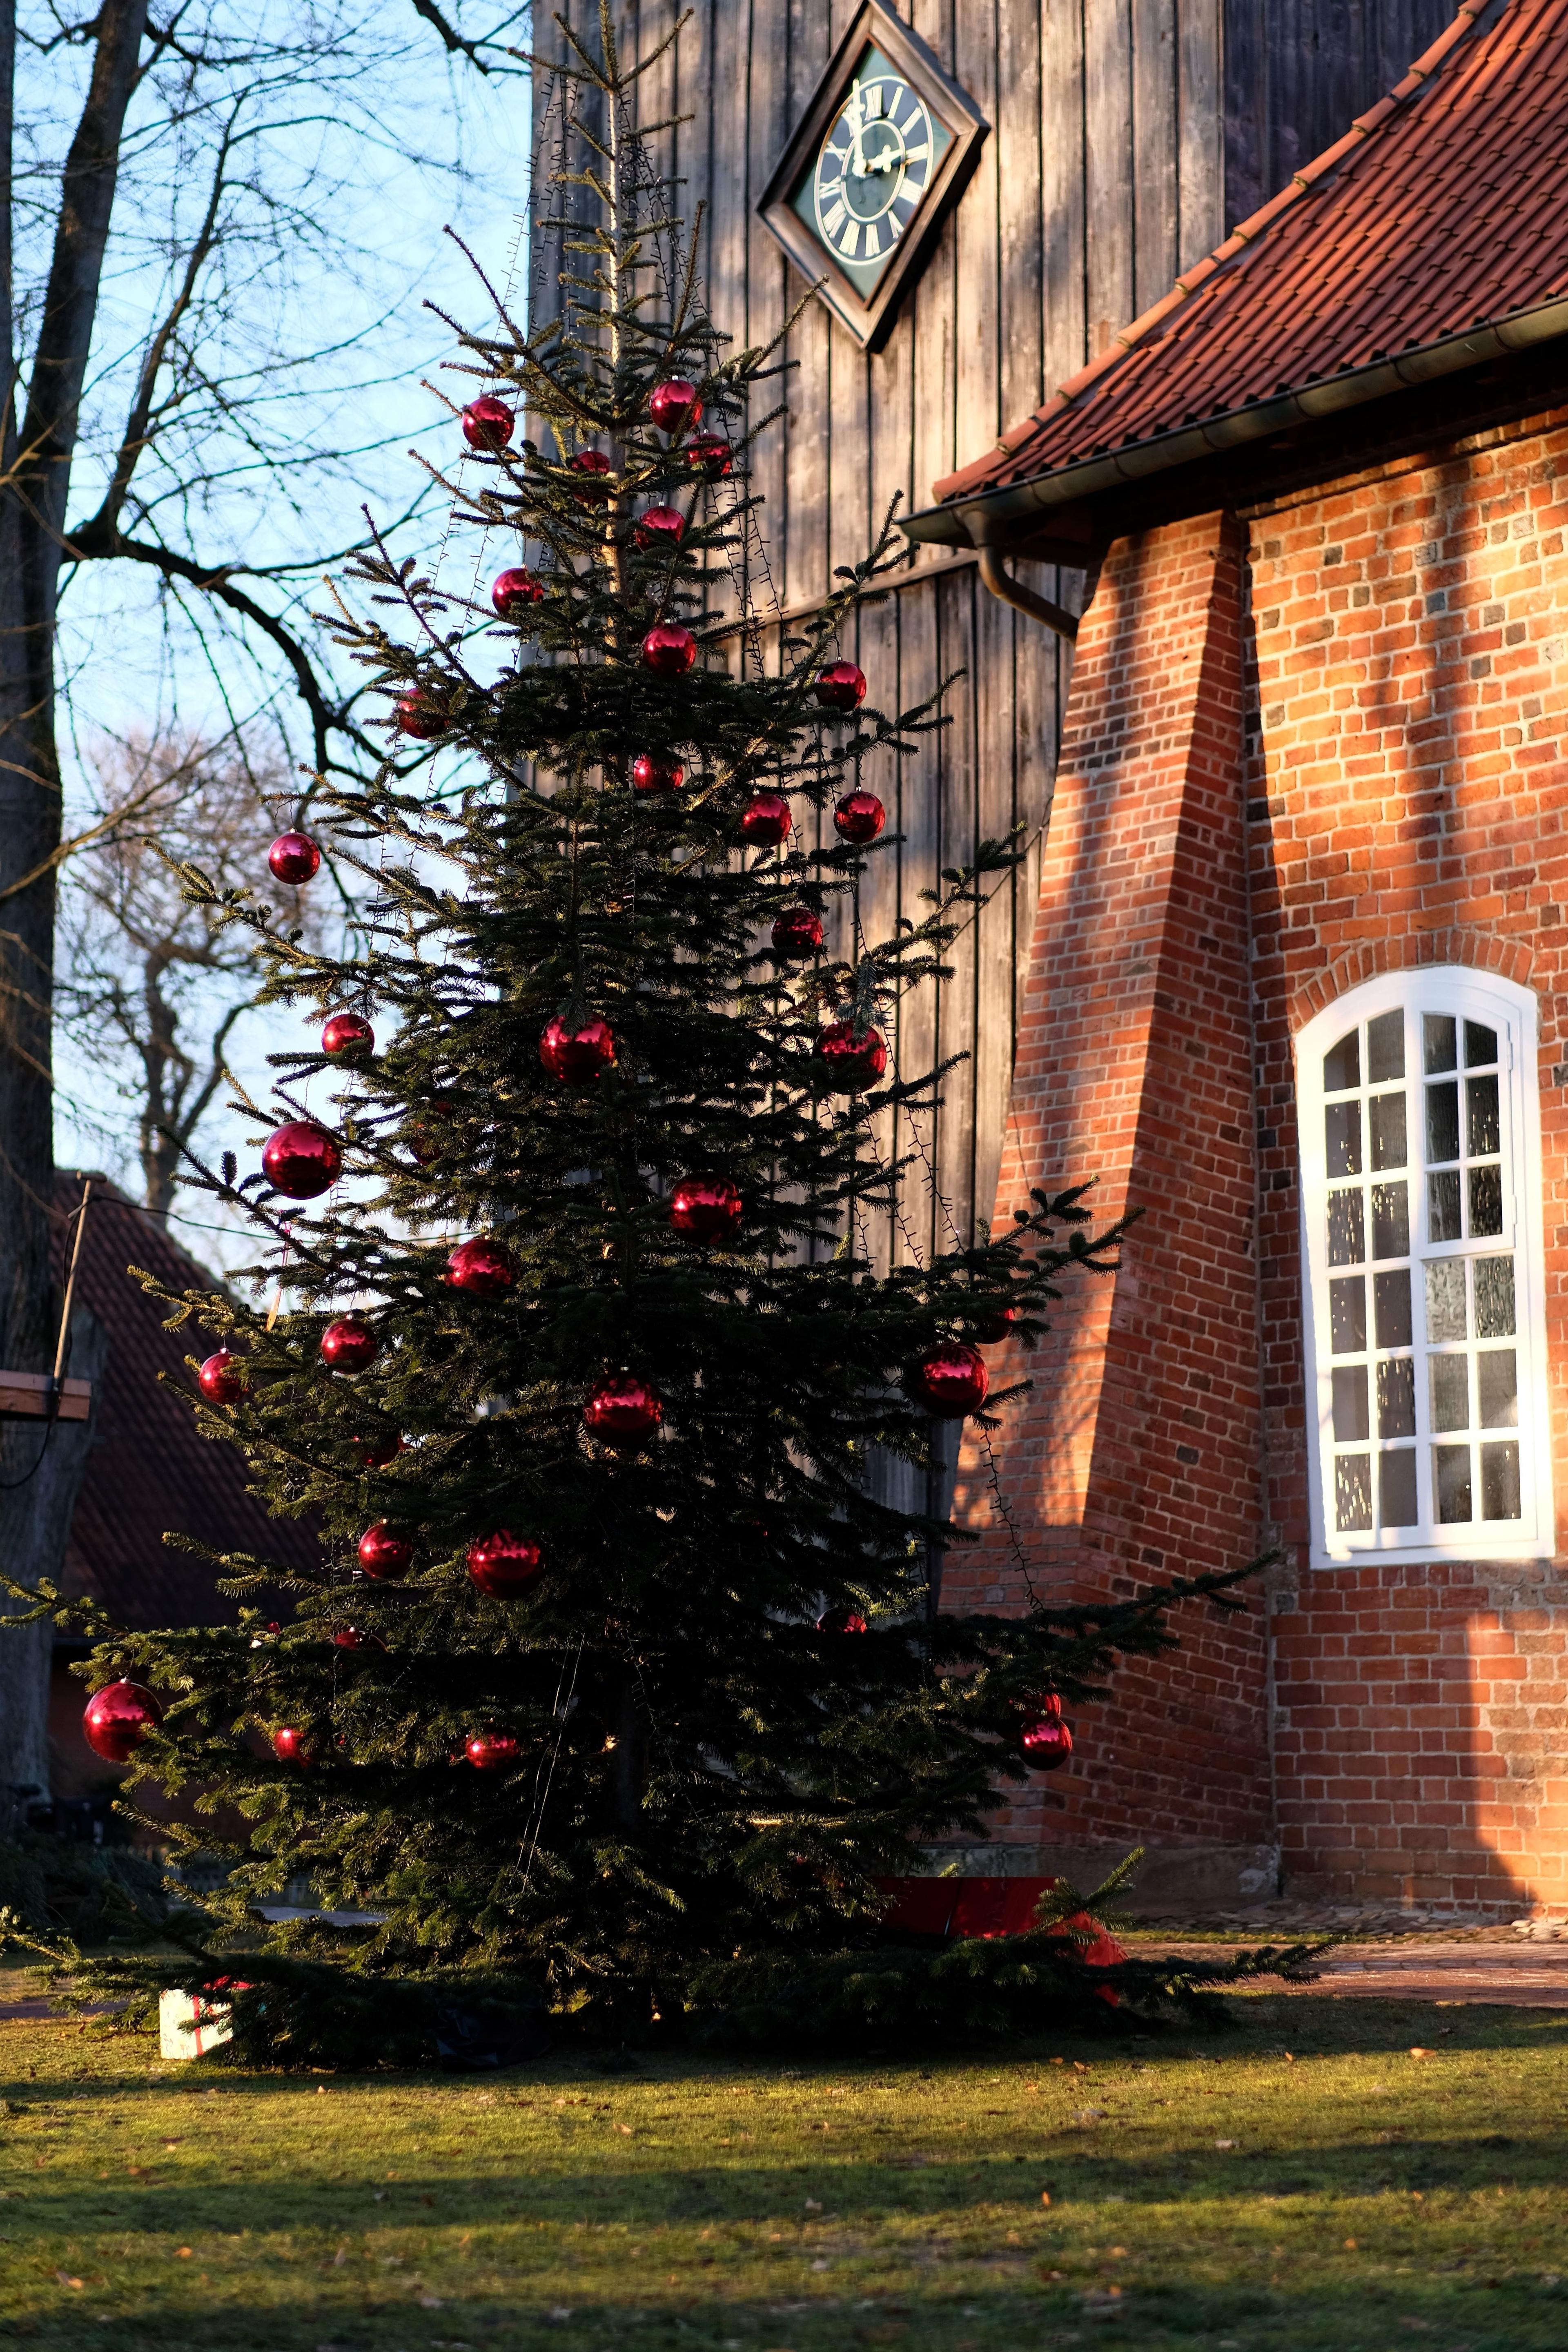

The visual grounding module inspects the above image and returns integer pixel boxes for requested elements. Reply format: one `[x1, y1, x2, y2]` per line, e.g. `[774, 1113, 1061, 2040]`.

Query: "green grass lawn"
[3, 1985, 1566, 2350]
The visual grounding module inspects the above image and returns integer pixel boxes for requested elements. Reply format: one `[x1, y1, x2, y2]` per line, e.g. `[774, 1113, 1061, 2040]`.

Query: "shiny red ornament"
[973, 1305, 1020, 1345]
[492, 565, 544, 618]
[461, 393, 515, 452]
[332, 1625, 385, 1652]
[352, 1431, 403, 1470]
[569, 448, 612, 495]
[584, 1374, 664, 1450]
[834, 790, 885, 845]
[771, 906, 823, 958]
[446, 1237, 516, 1296]
[395, 692, 446, 742]
[321, 1314, 380, 1372]
[670, 1175, 742, 1244]
[635, 504, 686, 550]
[466, 1731, 521, 1771]
[815, 1020, 888, 1090]
[321, 1011, 374, 1064]
[467, 1530, 544, 1598]
[631, 753, 684, 794]
[740, 791, 791, 849]
[909, 1341, 990, 1417]
[1022, 1714, 1075, 1771]
[82, 1680, 162, 1764]
[687, 434, 733, 477]
[268, 830, 320, 886]
[649, 377, 703, 436]
[540, 1013, 617, 1082]
[357, 1521, 413, 1580]
[641, 622, 696, 676]
[815, 660, 868, 712]
[816, 1606, 869, 1635]
[197, 1350, 246, 1404]
[272, 1725, 314, 1765]
[262, 1120, 343, 1199]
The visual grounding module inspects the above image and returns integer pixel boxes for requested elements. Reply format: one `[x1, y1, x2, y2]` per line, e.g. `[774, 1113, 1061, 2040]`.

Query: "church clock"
[758, 5, 988, 352]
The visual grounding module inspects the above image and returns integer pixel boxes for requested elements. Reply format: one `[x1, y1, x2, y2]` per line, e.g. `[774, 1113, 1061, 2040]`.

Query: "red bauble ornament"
[584, 1374, 664, 1450]
[635, 504, 686, 550]
[815, 661, 868, 712]
[461, 394, 515, 452]
[816, 1606, 869, 1635]
[446, 1237, 516, 1296]
[815, 1020, 888, 1090]
[641, 622, 696, 676]
[649, 377, 703, 436]
[687, 434, 733, 477]
[492, 565, 544, 618]
[395, 693, 446, 742]
[973, 1305, 1020, 1345]
[569, 448, 612, 495]
[540, 1013, 617, 1082]
[357, 1521, 413, 1580]
[740, 791, 792, 849]
[262, 1120, 342, 1199]
[1022, 1714, 1074, 1771]
[321, 1011, 374, 1064]
[467, 1530, 544, 1598]
[909, 1342, 990, 1417]
[321, 1314, 380, 1372]
[466, 1731, 521, 1771]
[82, 1681, 162, 1764]
[631, 753, 684, 794]
[332, 1625, 384, 1652]
[272, 1725, 314, 1765]
[197, 1350, 246, 1404]
[268, 830, 320, 886]
[352, 1431, 403, 1470]
[834, 790, 886, 845]
[771, 906, 824, 958]
[670, 1175, 743, 1244]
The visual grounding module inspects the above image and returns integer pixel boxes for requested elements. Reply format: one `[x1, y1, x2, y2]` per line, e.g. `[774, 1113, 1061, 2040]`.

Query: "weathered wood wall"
[527, 0, 1459, 1277]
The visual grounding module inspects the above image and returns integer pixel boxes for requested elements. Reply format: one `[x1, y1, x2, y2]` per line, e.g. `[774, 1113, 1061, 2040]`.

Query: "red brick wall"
[948, 509, 1273, 1866]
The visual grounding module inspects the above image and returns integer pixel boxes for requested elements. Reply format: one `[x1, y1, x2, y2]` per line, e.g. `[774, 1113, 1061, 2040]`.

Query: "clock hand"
[848, 78, 867, 178]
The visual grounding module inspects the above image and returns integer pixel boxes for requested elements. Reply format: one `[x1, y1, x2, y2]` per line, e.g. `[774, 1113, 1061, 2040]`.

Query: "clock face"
[789, 42, 953, 301]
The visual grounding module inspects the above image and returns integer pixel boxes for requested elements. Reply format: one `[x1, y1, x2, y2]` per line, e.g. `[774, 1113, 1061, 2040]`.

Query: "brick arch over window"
[1290, 931, 1539, 1036]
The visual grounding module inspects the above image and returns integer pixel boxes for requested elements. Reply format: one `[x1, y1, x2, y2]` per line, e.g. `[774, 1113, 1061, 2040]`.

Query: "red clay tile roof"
[57, 1176, 319, 1628]
[930, 0, 1568, 517]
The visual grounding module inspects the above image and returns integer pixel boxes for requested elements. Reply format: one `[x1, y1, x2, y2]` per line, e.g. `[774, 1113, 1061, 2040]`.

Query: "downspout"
[976, 546, 1079, 639]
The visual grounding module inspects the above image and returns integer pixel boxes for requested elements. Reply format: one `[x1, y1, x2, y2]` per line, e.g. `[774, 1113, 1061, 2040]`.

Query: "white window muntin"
[1297, 969, 1552, 1566]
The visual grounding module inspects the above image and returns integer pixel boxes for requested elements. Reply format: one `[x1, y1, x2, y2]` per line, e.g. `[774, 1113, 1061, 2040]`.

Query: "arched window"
[1296, 970, 1552, 1565]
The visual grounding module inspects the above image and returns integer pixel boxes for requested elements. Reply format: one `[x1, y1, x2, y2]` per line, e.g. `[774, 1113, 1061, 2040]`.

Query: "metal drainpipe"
[977, 546, 1080, 639]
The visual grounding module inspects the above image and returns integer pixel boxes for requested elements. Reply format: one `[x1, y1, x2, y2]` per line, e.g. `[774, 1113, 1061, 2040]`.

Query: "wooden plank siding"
[526, 0, 1453, 1274]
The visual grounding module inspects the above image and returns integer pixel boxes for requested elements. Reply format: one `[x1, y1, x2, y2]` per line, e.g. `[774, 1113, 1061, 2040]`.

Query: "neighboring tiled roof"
[57, 1177, 318, 1628]
[931, 0, 1568, 514]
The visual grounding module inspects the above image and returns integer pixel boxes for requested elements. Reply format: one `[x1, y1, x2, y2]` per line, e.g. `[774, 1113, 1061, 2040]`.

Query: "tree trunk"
[0, 0, 147, 1792]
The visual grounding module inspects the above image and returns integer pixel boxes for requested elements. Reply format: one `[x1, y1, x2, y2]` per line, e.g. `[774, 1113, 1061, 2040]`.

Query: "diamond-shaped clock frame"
[757, 3, 989, 354]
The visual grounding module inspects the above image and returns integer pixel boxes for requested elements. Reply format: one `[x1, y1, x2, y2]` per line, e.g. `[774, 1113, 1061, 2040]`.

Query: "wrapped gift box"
[158, 1985, 244, 2060]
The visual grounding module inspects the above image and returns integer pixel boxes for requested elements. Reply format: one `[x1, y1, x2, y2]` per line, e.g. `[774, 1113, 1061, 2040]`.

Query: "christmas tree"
[8, 12, 1302, 2059]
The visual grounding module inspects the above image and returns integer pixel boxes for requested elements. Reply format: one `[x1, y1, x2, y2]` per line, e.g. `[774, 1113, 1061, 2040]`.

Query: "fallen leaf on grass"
[1214, 2139, 1237, 2149]
[55, 2272, 83, 2290]
[1410, 2047, 1435, 2059]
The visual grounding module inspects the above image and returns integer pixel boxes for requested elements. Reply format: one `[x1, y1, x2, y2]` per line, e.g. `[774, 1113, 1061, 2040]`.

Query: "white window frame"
[1296, 968, 1552, 1567]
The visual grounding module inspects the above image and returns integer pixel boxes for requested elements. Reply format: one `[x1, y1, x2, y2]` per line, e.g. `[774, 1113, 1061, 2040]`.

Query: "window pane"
[1336, 1453, 1372, 1532]
[1324, 1029, 1361, 1092]
[1424, 1258, 1467, 1342]
[1426, 1082, 1460, 1165]
[1468, 1163, 1503, 1238]
[1424, 1013, 1457, 1074]
[1330, 1277, 1367, 1354]
[1368, 1010, 1405, 1082]
[1332, 1365, 1369, 1441]
[1371, 1182, 1408, 1260]
[1466, 1074, 1500, 1157]
[1427, 1169, 1462, 1242]
[1430, 1355, 1469, 1433]
[1477, 1350, 1518, 1429]
[1475, 1255, 1516, 1339]
[1370, 1093, 1407, 1171]
[1380, 1448, 1419, 1528]
[1377, 1357, 1416, 1439]
[1327, 1190, 1365, 1266]
[1326, 1100, 1363, 1178]
[1464, 1020, 1498, 1068]
[1481, 1440, 1521, 1521]
[1374, 1269, 1412, 1349]
[1434, 1444, 1473, 1523]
